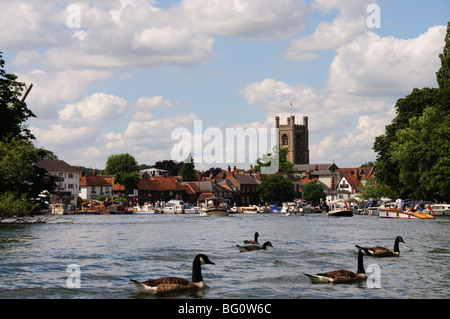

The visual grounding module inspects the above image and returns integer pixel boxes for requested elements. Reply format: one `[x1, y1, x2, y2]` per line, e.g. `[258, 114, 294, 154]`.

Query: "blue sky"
[1, 0, 448, 170]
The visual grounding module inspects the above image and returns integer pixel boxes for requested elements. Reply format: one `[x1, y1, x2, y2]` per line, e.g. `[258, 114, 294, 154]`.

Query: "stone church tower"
[275, 115, 309, 165]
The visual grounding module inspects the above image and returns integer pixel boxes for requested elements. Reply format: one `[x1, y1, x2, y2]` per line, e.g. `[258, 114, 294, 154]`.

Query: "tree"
[104, 153, 139, 201]
[0, 51, 36, 141]
[104, 153, 138, 175]
[301, 183, 326, 206]
[254, 147, 297, 174]
[256, 174, 295, 204]
[154, 159, 183, 176]
[0, 137, 57, 218]
[373, 22, 450, 202]
[0, 53, 57, 220]
[180, 154, 197, 182]
[358, 178, 397, 201]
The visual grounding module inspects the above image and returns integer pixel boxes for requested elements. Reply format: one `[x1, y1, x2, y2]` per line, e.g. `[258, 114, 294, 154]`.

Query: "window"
[281, 134, 288, 145]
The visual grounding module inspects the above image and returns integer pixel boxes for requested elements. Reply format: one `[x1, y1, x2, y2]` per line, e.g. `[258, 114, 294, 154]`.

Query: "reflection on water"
[0, 214, 449, 299]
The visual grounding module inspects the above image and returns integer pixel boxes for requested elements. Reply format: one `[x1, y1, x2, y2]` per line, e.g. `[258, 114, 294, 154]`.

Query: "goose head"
[197, 254, 215, 265]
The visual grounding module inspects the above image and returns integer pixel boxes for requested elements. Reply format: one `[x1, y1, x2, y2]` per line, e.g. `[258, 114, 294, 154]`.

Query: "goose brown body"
[130, 254, 214, 294]
[356, 236, 405, 257]
[237, 241, 273, 252]
[305, 249, 367, 284]
[244, 232, 259, 244]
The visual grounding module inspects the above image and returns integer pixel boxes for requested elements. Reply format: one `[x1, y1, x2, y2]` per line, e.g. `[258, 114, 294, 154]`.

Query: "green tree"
[180, 154, 196, 181]
[104, 153, 140, 201]
[255, 147, 296, 174]
[0, 51, 36, 141]
[256, 173, 295, 204]
[301, 183, 326, 206]
[0, 137, 57, 218]
[358, 178, 397, 201]
[104, 153, 138, 175]
[0, 53, 57, 219]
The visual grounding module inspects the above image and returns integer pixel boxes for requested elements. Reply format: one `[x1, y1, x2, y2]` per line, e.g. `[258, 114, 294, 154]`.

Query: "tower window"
[281, 134, 288, 145]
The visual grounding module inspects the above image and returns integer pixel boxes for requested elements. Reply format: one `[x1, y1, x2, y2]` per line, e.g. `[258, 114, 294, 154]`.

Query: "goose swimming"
[237, 241, 273, 252]
[130, 254, 215, 294]
[356, 236, 405, 257]
[244, 232, 260, 244]
[305, 249, 368, 284]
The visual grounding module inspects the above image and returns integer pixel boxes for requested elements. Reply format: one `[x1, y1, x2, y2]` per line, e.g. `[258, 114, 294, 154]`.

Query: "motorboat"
[429, 204, 450, 217]
[378, 207, 435, 219]
[50, 203, 66, 215]
[131, 203, 158, 214]
[241, 205, 259, 214]
[200, 197, 229, 217]
[184, 203, 200, 214]
[162, 199, 185, 214]
[327, 200, 353, 217]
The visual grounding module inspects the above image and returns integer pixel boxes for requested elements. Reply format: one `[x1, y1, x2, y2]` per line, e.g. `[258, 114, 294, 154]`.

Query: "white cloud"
[328, 26, 446, 97]
[58, 93, 127, 124]
[285, 0, 372, 60]
[17, 69, 113, 118]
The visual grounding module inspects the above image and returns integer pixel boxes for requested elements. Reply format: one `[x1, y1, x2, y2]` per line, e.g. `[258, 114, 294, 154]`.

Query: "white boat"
[50, 203, 66, 215]
[378, 207, 435, 219]
[241, 205, 259, 214]
[282, 202, 311, 215]
[184, 204, 200, 214]
[132, 203, 158, 214]
[200, 197, 229, 217]
[327, 200, 353, 217]
[429, 204, 450, 217]
[162, 199, 185, 214]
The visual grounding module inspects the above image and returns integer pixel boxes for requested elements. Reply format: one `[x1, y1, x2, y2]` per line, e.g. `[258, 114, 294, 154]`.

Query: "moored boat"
[429, 204, 450, 217]
[327, 200, 353, 217]
[378, 207, 435, 219]
[131, 203, 158, 214]
[200, 197, 229, 217]
[162, 199, 185, 214]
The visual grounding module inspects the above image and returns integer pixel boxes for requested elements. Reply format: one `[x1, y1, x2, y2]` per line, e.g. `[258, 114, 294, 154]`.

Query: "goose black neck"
[192, 255, 203, 282]
[255, 233, 259, 241]
[394, 238, 401, 252]
[357, 250, 365, 274]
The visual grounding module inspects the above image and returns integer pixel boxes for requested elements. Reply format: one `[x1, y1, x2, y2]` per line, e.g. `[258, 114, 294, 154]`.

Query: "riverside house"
[34, 159, 80, 209]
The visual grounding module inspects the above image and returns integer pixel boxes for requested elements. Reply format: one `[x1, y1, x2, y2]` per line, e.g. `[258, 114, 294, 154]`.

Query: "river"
[0, 213, 449, 299]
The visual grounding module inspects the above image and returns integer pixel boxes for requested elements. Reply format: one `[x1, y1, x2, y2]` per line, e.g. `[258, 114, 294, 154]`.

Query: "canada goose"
[244, 232, 260, 244]
[356, 236, 405, 257]
[130, 254, 215, 294]
[237, 241, 273, 252]
[304, 249, 367, 284]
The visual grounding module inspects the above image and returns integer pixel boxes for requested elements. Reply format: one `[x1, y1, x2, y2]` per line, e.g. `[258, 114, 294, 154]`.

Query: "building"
[275, 115, 309, 165]
[34, 159, 80, 208]
[79, 174, 112, 200]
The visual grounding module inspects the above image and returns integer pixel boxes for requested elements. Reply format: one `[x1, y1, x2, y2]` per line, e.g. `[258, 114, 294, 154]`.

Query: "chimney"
[330, 175, 335, 191]
[314, 165, 318, 171]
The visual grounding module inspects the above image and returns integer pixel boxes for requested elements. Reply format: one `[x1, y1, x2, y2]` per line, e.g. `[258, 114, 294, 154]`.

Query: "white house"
[79, 175, 112, 200]
[34, 159, 80, 208]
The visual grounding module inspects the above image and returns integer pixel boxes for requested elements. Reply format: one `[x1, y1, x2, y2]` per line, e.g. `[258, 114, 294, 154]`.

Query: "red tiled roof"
[80, 175, 111, 187]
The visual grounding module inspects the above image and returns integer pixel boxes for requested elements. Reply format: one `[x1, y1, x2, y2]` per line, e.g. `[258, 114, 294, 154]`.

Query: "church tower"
[275, 115, 309, 165]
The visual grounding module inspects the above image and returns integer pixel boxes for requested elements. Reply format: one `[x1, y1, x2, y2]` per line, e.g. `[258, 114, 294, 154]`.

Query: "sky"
[1, 0, 449, 171]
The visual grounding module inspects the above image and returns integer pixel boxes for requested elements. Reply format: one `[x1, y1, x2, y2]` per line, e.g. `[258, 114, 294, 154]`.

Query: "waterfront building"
[34, 159, 80, 208]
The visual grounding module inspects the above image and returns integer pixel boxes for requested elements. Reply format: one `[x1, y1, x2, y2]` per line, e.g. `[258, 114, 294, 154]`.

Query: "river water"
[0, 213, 449, 299]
